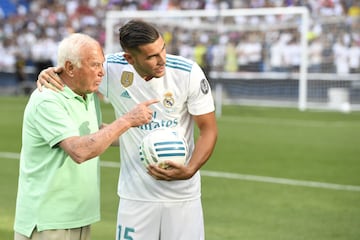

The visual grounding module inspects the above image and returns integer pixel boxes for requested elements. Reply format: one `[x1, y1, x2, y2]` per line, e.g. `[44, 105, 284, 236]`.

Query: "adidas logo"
[120, 90, 131, 99]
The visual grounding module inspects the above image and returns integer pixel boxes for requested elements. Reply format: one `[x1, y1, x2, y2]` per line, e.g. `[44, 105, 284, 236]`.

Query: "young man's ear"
[123, 53, 134, 64]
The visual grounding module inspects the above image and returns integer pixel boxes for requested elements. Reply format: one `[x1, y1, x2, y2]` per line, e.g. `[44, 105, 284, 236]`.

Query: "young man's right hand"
[37, 66, 64, 92]
[123, 99, 159, 127]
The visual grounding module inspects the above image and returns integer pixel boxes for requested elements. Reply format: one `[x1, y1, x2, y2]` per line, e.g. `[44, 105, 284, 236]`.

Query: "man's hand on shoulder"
[37, 66, 65, 92]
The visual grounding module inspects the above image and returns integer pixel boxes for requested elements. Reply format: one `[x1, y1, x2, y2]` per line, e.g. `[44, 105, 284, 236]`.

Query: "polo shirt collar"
[60, 85, 92, 105]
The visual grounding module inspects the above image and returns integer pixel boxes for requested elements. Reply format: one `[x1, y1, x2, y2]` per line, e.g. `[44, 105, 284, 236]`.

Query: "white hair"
[57, 33, 99, 68]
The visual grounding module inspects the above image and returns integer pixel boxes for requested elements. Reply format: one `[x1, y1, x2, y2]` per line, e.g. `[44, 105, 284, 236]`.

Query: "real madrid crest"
[120, 71, 134, 88]
[163, 91, 175, 108]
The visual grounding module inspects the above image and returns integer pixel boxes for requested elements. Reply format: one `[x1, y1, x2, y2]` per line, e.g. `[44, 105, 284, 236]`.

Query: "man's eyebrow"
[147, 43, 166, 58]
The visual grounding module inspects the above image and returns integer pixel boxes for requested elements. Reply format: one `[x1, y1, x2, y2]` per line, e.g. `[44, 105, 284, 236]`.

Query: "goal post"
[108, 7, 360, 115]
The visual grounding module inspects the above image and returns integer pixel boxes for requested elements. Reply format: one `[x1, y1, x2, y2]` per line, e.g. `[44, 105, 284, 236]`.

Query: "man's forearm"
[60, 117, 131, 163]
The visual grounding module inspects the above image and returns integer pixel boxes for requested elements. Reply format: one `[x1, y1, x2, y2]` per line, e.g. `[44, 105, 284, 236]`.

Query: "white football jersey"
[100, 53, 215, 201]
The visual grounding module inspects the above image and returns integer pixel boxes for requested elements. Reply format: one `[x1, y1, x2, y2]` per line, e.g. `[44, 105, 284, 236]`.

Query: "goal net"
[105, 7, 360, 115]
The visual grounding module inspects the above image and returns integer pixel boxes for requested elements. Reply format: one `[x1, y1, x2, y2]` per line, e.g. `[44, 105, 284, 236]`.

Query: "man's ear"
[64, 61, 75, 77]
[123, 52, 134, 64]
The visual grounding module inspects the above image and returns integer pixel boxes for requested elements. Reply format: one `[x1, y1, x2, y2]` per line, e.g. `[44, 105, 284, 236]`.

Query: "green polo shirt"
[14, 86, 101, 237]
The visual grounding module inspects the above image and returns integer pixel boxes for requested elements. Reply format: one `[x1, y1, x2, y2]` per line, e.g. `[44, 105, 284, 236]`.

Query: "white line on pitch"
[2, 152, 360, 192]
[220, 116, 360, 128]
[0, 152, 21, 159]
[200, 170, 360, 192]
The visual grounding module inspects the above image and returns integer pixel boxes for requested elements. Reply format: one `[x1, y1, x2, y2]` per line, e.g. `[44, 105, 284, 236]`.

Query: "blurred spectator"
[14, 52, 33, 95]
[319, 0, 344, 16]
[348, 0, 360, 17]
[30, 30, 57, 78]
[308, 37, 323, 73]
[321, 38, 335, 73]
[282, 34, 301, 72]
[224, 39, 238, 72]
[349, 40, 360, 73]
[0, 38, 16, 71]
[236, 35, 250, 71]
[208, 35, 227, 72]
[246, 32, 263, 72]
[194, 39, 210, 77]
[333, 37, 350, 74]
[269, 34, 286, 72]
[14, 53, 26, 86]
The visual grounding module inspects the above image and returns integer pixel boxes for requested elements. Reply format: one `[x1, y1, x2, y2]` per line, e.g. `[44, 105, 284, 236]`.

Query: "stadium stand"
[0, 0, 359, 96]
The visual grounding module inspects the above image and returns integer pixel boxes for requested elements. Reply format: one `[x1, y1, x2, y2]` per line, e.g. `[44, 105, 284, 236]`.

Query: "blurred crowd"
[0, 0, 360, 86]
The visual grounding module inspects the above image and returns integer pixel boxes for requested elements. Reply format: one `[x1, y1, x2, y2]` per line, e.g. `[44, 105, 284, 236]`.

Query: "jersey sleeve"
[187, 62, 215, 115]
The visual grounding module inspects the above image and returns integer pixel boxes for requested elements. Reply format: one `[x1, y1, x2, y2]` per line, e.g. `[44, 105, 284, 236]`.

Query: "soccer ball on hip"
[139, 128, 188, 169]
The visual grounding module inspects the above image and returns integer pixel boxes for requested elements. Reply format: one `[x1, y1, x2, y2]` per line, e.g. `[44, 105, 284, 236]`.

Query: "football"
[139, 128, 188, 169]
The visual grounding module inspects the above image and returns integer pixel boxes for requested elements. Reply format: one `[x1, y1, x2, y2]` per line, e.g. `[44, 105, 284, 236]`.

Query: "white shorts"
[115, 198, 204, 240]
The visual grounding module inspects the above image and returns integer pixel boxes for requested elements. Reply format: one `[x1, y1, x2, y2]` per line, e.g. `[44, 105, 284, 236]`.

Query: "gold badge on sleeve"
[120, 71, 134, 88]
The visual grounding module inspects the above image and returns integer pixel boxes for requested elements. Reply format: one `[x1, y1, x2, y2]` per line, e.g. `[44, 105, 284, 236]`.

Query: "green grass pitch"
[1, 96, 360, 240]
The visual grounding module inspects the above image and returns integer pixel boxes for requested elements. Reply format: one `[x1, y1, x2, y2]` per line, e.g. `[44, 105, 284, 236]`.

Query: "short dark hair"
[119, 20, 160, 52]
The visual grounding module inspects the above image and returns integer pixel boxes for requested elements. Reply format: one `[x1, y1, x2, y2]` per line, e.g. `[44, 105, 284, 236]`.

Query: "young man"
[38, 20, 218, 240]
[14, 33, 156, 240]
